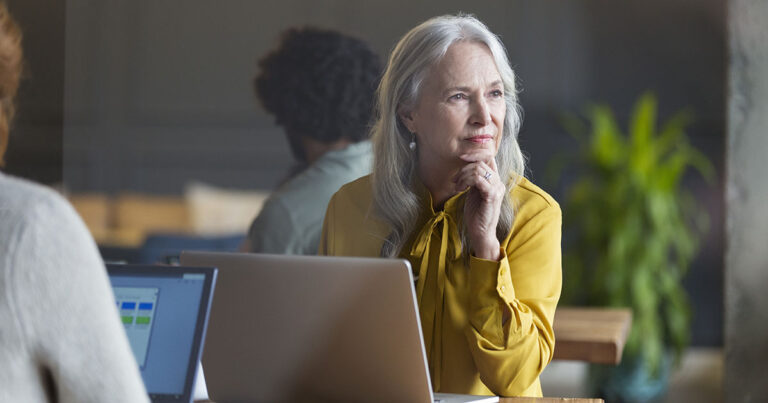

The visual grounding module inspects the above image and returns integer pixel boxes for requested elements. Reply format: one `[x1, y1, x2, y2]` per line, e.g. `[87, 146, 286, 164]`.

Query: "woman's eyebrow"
[442, 86, 472, 95]
[443, 80, 503, 95]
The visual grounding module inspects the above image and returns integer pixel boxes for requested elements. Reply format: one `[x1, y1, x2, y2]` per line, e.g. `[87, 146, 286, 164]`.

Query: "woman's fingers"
[455, 166, 491, 191]
[487, 155, 499, 172]
[453, 161, 499, 195]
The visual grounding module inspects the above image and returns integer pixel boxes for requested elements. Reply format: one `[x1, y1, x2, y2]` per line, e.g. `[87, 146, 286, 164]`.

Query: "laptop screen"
[107, 264, 216, 402]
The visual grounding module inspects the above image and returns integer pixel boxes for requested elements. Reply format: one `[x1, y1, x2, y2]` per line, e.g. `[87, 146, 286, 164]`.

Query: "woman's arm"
[464, 202, 562, 396]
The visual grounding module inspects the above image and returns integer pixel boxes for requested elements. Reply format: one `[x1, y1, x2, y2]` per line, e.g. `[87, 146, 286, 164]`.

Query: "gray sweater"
[0, 173, 148, 402]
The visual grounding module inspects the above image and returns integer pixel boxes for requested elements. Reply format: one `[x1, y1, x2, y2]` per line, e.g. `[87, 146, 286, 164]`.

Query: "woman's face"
[401, 41, 505, 173]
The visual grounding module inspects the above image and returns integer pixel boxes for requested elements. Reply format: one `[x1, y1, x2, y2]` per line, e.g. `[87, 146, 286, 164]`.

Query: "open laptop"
[180, 252, 498, 403]
[107, 264, 217, 403]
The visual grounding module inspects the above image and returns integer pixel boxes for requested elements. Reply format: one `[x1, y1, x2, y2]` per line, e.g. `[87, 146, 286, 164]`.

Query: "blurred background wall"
[6, 0, 724, 347]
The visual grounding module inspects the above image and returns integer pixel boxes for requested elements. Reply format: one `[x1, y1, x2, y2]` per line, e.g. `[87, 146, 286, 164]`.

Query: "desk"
[552, 307, 632, 365]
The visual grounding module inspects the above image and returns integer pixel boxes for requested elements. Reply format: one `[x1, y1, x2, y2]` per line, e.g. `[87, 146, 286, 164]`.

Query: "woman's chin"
[461, 141, 498, 155]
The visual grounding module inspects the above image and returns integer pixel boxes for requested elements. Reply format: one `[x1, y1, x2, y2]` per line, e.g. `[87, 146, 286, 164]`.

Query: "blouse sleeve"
[9, 194, 149, 403]
[464, 202, 562, 396]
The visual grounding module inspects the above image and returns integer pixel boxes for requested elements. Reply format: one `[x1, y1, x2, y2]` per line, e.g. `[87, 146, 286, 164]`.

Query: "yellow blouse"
[318, 175, 562, 397]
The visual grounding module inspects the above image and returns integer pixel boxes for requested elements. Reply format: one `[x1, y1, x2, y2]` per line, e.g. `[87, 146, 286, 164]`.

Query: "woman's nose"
[469, 98, 492, 126]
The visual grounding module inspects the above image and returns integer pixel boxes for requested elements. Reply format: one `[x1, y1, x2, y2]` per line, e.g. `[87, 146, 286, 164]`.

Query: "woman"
[0, 4, 148, 402]
[319, 15, 562, 397]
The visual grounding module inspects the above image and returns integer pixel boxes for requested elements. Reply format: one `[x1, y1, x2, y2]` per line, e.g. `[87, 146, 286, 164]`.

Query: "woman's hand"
[453, 149, 506, 261]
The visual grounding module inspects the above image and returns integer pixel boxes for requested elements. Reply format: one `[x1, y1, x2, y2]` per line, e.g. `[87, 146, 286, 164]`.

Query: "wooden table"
[499, 398, 602, 403]
[552, 307, 633, 365]
[197, 398, 601, 403]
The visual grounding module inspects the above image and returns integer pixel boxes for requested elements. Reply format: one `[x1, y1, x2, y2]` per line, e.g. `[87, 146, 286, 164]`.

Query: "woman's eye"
[490, 89, 503, 97]
[449, 93, 467, 101]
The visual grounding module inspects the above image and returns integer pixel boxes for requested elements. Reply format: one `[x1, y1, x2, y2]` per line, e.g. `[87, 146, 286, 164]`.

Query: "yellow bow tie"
[409, 211, 462, 285]
[408, 210, 462, 391]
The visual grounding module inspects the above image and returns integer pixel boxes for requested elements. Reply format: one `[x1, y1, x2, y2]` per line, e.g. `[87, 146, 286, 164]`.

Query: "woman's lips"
[466, 135, 494, 144]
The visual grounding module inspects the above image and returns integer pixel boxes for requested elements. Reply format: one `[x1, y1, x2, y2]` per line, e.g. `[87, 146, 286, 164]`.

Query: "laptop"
[107, 264, 217, 403]
[180, 252, 498, 403]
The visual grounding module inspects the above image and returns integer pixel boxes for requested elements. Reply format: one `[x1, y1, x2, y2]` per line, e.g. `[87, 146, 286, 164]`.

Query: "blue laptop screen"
[110, 270, 207, 396]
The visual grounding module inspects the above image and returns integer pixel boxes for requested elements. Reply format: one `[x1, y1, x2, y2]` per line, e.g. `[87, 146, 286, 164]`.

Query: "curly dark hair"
[254, 27, 382, 146]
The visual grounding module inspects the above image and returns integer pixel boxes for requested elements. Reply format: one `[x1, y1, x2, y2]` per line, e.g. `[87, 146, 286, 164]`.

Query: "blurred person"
[0, 4, 148, 402]
[242, 27, 382, 255]
[319, 15, 561, 397]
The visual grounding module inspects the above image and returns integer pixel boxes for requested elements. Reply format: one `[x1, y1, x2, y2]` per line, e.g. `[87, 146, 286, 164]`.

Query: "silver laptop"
[180, 252, 498, 403]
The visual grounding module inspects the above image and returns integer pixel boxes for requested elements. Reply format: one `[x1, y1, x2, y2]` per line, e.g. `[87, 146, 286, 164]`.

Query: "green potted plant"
[553, 92, 713, 401]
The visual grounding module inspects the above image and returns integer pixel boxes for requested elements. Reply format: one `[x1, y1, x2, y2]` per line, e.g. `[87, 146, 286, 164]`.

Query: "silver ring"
[483, 171, 492, 181]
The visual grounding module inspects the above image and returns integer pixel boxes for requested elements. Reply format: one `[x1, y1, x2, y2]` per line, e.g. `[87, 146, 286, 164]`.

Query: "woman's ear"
[398, 108, 417, 134]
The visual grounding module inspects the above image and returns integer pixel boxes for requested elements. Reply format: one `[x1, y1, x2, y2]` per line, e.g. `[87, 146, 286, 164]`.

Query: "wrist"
[472, 239, 501, 261]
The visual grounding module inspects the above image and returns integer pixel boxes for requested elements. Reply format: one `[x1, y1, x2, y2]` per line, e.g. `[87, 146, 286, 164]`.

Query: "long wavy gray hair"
[371, 14, 526, 258]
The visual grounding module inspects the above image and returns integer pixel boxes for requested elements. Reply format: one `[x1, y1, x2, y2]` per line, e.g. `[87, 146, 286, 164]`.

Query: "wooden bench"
[552, 307, 633, 365]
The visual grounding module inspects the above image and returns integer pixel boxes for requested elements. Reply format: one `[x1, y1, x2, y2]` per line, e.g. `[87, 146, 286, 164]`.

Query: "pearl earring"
[409, 133, 416, 151]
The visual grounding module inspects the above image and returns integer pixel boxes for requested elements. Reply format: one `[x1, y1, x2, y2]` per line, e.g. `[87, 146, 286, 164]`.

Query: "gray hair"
[371, 14, 526, 257]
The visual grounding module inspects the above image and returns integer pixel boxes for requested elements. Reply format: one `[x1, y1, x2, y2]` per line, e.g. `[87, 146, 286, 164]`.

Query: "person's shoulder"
[504, 176, 562, 247]
[509, 176, 561, 222]
[322, 140, 373, 168]
[0, 174, 95, 252]
[511, 176, 559, 209]
[325, 175, 377, 228]
[0, 174, 76, 223]
[338, 173, 373, 192]
[332, 174, 374, 205]
[321, 174, 388, 256]
[275, 143, 372, 204]
[267, 165, 372, 221]
[299, 141, 372, 184]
